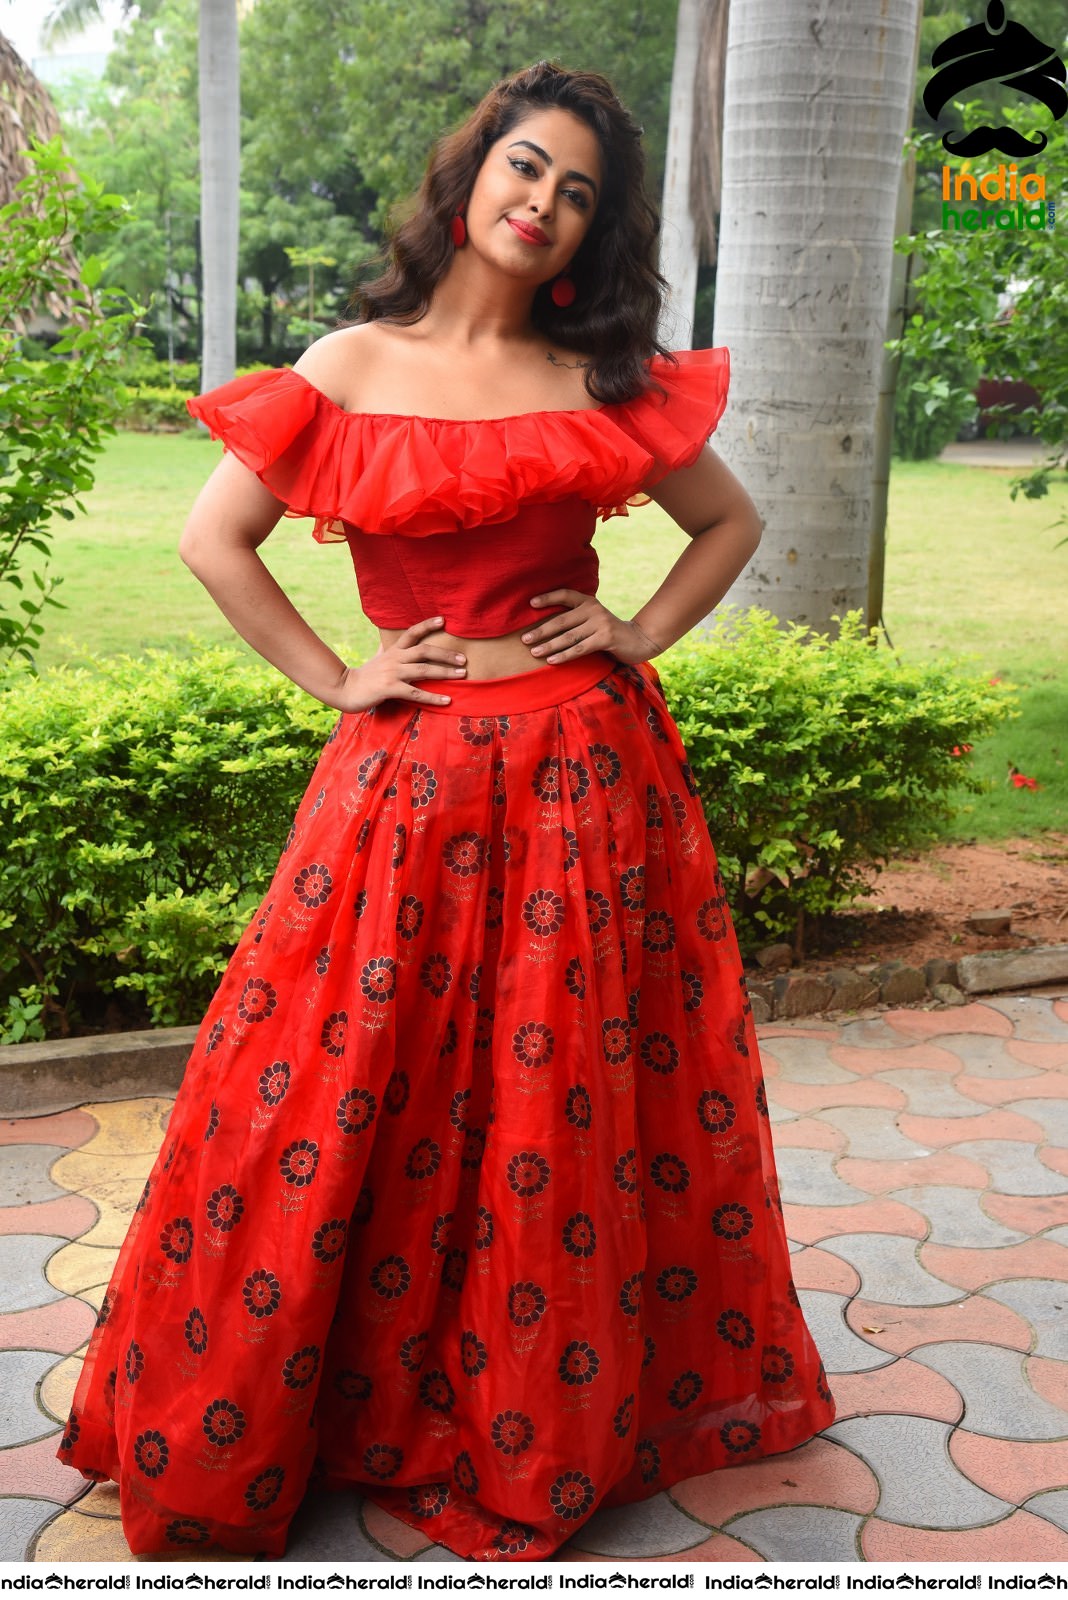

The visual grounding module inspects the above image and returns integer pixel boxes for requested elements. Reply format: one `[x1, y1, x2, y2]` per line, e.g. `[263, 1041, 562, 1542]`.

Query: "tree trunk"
[658, 0, 701, 350]
[711, 0, 924, 634]
[198, 0, 239, 392]
[867, 3, 925, 636]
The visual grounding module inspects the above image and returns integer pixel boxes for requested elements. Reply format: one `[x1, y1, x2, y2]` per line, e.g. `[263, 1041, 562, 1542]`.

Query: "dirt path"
[798, 833, 1068, 974]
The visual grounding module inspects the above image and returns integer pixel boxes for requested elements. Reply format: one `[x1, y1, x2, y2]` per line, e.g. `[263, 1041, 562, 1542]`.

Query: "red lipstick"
[507, 218, 550, 246]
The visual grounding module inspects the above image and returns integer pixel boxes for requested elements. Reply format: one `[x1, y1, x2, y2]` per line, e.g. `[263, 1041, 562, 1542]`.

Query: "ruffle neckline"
[186, 346, 730, 542]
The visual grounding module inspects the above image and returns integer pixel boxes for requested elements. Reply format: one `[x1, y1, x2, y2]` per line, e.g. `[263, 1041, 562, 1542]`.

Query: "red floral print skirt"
[57, 649, 835, 1560]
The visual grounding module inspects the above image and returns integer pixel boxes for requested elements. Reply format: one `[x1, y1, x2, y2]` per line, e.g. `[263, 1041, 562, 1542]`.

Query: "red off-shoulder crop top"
[186, 346, 730, 639]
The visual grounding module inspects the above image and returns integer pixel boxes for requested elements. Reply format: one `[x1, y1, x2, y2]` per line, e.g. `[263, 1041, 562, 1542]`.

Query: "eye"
[563, 188, 590, 211]
[508, 157, 537, 176]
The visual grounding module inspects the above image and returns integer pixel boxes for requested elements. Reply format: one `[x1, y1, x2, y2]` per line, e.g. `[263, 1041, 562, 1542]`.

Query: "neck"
[420, 251, 541, 346]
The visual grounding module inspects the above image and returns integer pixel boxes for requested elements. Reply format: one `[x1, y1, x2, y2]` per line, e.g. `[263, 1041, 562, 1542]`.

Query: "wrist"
[629, 617, 668, 659]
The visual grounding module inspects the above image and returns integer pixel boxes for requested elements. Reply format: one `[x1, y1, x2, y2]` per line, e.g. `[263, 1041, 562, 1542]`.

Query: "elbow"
[178, 520, 210, 576]
[745, 512, 764, 557]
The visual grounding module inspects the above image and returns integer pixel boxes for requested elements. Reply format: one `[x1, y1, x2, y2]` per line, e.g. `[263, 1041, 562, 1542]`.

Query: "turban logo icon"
[924, 0, 1067, 158]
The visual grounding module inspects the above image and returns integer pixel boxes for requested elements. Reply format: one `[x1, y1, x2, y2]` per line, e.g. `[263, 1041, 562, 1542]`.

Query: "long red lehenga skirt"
[57, 649, 836, 1560]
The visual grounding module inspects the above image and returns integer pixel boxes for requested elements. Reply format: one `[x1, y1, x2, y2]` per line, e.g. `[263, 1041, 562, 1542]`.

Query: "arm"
[178, 339, 462, 710]
[520, 443, 762, 667]
[628, 444, 763, 658]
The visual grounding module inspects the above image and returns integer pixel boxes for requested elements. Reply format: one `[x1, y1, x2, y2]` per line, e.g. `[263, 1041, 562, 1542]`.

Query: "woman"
[57, 60, 835, 1562]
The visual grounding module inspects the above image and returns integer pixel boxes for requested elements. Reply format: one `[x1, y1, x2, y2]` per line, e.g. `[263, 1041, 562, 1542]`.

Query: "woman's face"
[464, 105, 603, 285]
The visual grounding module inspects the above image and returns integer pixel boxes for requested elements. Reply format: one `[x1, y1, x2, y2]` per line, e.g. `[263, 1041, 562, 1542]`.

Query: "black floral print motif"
[420, 952, 454, 996]
[586, 888, 612, 934]
[558, 1341, 600, 1385]
[640, 1031, 680, 1075]
[762, 1345, 795, 1384]
[475, 1206, 493, 1251]
[601, 1018, 631, 1067]
[717, 1308, 756, 1350]
[817, 1361, 834, 1404]
[612, 1394, 635, 1437]
[133, 1429, 169, 1478]
[408, 1483, 449, 1519]
[335, 1371, 372, 1402]
[491, 1410, 535, 1455]
[419, 1370, 456, 1412]
[405, 1138, 442, 1181]
[619, 1271, 644, 1318]
[513, 1019, 555, 1069]
[522, 887, 566, 939]
[642, 1335, 657, 1369]
[562, 1212, 596, 1258]
[244, 1466, 285, 1510]
[125, 1341, 145, 1384]
[399, 1332, 429, 1373]
[370, 1255, 411, 1299]
[721, 1419, 761, 1454]
[363, 1443, 403, 1481]
[184, 1307, 208, 1355]
[442, 831, 489, 877]
[335, 1088, 377, 1137]
[165, 1519, 210, 1546]
[238, 977, 277, 1024]
[613, 1149, 638, 1194]
[258, 1061, 291, 1107]
[311, 1219, 347, 1262]
[449, 1089, 470, 1131]
[242, 1270, 281, 1319]
[396, 894, 422, 941]
[643, 909, 676, 954]
[205, 1101, 220, 1140]
[293, 863, 334, 908]
[320, 1011, 348, 1057]
[430, 1213, 453, 1255]
[279, 1139, 319, 1187]
[698, 1089, 737, 1134]
[668, 1370, 703, 1410]
[442, 1249, 467, 1293]
[453, 1450, 479, 1495]
[60, 1413, 79, 1452]
[315, 945, 331, 976]
[384, 1070, 410, 1114]
[159, 1218, 193, 1264]
[508, 1282, 547, 1327]
[637, 1437, 661, 1483]
[549, 1469, 595, 1519]
[565, 1085, 592, 1129]
[202, 1398, 246, 1447]
[205, 1019, 225, 1055]
[711, 1202, 755, 1240]
[461, 1127, 486, 1169]
[650, 1152, 691, 1193]
[656, 1265, 698, 1303]
[619, 864, 646, 912]
[587, 741, 622, 789]
[361, 955, 396, 1004]
[206, 1185, 244, 1232]
[282, 1346, 321, 1390]
[564, 954, 585, 997]
[506, 1151, 550, 1197]
[461, 1330, 488, 1379]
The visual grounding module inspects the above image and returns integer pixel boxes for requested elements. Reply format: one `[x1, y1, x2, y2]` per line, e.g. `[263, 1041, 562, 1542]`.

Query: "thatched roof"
[0, 30, 80, 328]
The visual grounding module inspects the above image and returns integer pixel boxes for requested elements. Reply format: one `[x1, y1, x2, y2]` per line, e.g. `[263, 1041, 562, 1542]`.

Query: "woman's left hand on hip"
[522, 590, 664, 665]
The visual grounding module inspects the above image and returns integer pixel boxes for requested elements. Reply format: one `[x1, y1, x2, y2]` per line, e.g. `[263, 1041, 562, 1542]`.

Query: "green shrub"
[120, 384, 201, 431]
[657, 609, 1013, 954]
[0, 616, 1012, 1041]
[0, 646, 334, 1039]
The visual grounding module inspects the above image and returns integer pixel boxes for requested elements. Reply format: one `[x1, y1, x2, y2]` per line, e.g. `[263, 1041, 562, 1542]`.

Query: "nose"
[528, 186, 554, 221]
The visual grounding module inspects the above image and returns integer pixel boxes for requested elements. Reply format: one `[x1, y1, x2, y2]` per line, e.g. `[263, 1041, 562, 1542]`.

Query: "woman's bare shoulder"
[291, 324, 393, 411]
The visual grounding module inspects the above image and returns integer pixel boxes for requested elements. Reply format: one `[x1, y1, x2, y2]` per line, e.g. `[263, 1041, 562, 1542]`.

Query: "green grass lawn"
[35, 429, 1068, 844]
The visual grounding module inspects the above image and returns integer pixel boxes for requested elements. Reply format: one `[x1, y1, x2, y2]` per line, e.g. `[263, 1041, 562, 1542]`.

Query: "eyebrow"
[506, 139, 599, 198]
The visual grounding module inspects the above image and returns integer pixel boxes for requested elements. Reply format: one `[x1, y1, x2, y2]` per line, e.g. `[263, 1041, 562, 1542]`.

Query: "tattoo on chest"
[546, 351, 590, 370]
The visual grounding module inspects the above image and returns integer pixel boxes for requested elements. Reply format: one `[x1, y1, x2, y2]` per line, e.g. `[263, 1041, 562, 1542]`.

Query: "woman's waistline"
[415, 650, 619, 714]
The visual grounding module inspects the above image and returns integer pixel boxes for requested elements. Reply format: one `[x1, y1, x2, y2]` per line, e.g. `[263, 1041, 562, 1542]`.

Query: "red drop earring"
[550, 270, 576, 308]
[450, 206, 467, 247]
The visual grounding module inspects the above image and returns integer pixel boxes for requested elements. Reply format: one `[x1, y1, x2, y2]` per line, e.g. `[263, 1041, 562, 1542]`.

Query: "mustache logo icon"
[924, 0, 1067, 158]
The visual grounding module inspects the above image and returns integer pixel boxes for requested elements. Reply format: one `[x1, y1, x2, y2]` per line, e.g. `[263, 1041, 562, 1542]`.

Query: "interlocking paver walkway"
[3, 989, 1068, 1562]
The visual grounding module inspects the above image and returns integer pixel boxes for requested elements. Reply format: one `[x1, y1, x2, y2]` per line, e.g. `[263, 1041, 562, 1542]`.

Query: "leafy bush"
[0, 617, 1012, 1041]
[121, 384, 202, 430]
[0, 139, 145, 667]
[0, 646, 334, 1040]
[657, 609, 1013, 954]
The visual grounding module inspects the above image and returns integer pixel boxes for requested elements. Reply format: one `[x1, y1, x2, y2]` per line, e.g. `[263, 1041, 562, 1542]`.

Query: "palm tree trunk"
[198, 0, 239, 391]
[711, 0, 924, 634]
[658, 0, 701, 349]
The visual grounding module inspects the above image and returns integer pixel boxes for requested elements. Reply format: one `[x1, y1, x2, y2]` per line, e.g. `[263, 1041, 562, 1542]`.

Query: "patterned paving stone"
[45, 1241, 120, 1298]
[910, 1342, 1068, 1439]
[774, 1148, 870, 1208]
[772, 1117, 848, 1152]
[565, 1492, 711, 1556]
[0, 1498, 66, 1561]
[0, 1110, 96, 1148]
[845, 1294, 1033, 1357]
[1028, 1353, 1068, 1416]
[827, 1355, 963, 1424]
[836, 1152, 990, 1195]
[819, 1234, 963, 1306]
[837, 1017, 928, 1048]
[0, 1297, 96, 1356]
[1022, 1489, 1068, 1534]
[759, 1038, 860, 1085]
[0, 1434, 87, 1503]
[40, 1348, 87, 1425]
[0, 1349, 62, 1447]
[827, 1414, 1012, 1526]
[899, 1110, 1047, 1150]
[2, 1148, 77, 1206]
[888, 1186, 1028, 1248]
[884, 1003, 1013, 1039]
[1041, 1148, 1068, 1179]
[281, 1491, 394, 1561]
[722, 1507, 863, 1561]
[873, 1070, 995, 1118]
[984, 996, 1068, 1042]
[767, 1079, 907, 1115]
[818, 1106, 928, 1160]
[361, 1498, 435, 1556]
[796, 1290, 890, 1373]
[830, 1042, 964, 1079]
[923, 1033, 1038, 1075]
[922, 1238, 1068, 1293]
[790, 1246, 862, 1297]
[784, 1198, 927, 1247]
[956, 1071, 1068, 1106]
[31, 1512, 134, 1562]
[950, 1429, 1068, 1502]
[861, 1509, 1068, 1561]
[985, 1279, 1068, 1360]
[983, 1193, 1068, 1236]
[412, 1546, 465, 1563]
[63, 1098, 172, 1158]
[555, 1532, 764, 1562]
[1044, 1226, 1068, 1248]
[0, 1194, 98, 1240]
[671, 1436, 879, 1526]
[936, 1139, 1064, 1195]
[1010, 1098, 1068, 1149]
[65, 1480, 120, 1520]
[1008, 1042, 1068, 1072]
[0, 1236, 67, 1314]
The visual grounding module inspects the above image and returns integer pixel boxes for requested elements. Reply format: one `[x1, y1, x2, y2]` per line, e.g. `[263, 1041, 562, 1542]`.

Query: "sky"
[0, 0, 126, 66]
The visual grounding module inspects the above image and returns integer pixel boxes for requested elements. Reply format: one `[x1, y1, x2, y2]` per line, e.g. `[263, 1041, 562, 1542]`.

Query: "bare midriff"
[376, 624, 554, 681]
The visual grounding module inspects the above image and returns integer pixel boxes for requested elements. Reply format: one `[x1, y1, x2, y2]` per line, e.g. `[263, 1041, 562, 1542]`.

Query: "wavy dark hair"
[342, 60, 673, 404]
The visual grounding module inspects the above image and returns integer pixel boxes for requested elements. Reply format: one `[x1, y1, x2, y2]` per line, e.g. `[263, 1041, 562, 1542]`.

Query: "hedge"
[0, 613, 1011, 1041]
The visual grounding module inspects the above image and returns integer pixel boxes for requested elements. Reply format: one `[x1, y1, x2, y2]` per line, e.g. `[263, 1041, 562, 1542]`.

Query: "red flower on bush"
[1008, 765, 1041, 790]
